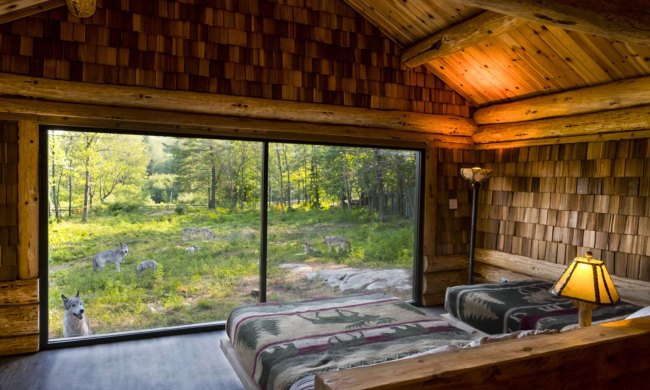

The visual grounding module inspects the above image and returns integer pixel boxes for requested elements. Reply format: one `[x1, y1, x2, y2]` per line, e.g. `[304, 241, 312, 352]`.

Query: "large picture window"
[43, 128, 422, 343]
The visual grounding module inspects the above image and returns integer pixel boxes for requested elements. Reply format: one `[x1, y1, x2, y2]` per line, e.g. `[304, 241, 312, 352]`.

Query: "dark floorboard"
[0, 330, 243, 390]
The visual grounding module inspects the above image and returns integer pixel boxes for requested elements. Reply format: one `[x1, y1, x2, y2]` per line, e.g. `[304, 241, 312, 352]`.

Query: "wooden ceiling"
[343, 0, 650, 107]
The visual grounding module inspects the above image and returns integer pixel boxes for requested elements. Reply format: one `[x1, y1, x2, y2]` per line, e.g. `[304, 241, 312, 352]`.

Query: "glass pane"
[267, 143, 418, 302]
[47, 130, 261, 339]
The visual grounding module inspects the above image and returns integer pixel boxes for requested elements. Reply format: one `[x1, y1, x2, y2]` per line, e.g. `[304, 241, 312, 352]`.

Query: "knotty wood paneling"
[0, 0, 470, 117]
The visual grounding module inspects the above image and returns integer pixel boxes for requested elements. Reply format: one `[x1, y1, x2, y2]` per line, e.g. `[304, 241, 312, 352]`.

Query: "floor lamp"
[460, 167, 492, 285]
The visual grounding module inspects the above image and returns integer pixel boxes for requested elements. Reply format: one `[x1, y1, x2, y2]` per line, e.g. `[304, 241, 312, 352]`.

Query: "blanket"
[227, 293, 473, 390]
[444, 279, 640, 334]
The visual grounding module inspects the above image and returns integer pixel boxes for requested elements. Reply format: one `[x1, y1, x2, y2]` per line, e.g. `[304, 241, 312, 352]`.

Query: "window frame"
[39, 124, 425, 349]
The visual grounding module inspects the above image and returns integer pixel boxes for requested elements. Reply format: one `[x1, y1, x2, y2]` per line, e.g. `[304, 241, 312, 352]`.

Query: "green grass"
[48, 207, 414, 338]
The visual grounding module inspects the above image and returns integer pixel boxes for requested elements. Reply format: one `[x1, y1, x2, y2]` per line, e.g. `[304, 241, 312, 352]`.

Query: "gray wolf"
[62, 291, 92, 338]
[182, 227, 216, 241]
[136, 260, 158, 274]
[324, 236, 351, 253]
[303, 243, 322, 255]
[92, 243, 128, 272]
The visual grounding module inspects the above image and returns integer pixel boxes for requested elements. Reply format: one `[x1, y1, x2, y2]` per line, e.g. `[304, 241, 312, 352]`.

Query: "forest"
[47, 130, 419, 338]
[48, 131, 419, 220]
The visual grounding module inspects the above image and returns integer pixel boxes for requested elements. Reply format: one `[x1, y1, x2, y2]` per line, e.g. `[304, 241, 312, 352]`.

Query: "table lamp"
[550, 251, 620, 327]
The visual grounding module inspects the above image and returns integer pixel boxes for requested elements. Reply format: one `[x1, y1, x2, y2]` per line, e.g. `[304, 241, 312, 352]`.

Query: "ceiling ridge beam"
[0, 73, 477, 137]
[402, 11, 525, 68]
[453, 0, 650, 45]
[475, 75, 650, 125]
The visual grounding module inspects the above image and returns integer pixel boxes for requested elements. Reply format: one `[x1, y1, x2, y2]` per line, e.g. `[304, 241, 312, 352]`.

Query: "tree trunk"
[374, 150, 386, 222]
[81, 157, 90, 223]
[208, 161, 216, 209]
[68, 159, 72, 217]
[275, 144, 285, 212]
[310, 145, 319, 209]
[343, 153, 352, 211]
[282, 144, 292, 211]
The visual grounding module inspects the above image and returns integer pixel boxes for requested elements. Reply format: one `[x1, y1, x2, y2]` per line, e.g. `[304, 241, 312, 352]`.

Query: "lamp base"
[574, 300, 597, 327]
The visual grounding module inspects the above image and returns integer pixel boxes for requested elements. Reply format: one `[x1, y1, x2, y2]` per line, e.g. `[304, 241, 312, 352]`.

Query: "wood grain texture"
[0, 0, 471, 117]
[316, 316, 650, 389]
[402, 12, 525, 67]
[453, 0, 650, 44]
[0, 0, 63, 24]
[474, 76, 650, 124]
[0, 74, 476, 136]
[17, 121, 38, 280]
[0, 97, 474, 148]
[0, 279, 38, 305]
[473, 105, 650, 144]
[0, 334, 38, 356]
[0, 304, 38, 336]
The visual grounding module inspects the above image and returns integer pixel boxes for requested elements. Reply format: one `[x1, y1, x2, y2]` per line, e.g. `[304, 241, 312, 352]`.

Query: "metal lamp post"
[460, 167, 492, 285]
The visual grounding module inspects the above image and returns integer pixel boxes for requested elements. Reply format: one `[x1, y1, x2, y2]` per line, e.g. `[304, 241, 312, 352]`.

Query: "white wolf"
[136, 260, 158, 274]
[323, 236, 351, 254]
[92, 243, 128, 272]
[62, 291, 92, 338]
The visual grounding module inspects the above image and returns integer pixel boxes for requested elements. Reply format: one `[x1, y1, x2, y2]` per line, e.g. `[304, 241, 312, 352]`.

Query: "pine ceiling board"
[567, 33, 633, 80]
[425, 61, 490, 104]
[539, 26, 612, 84]
[343, 0, 481, 46]
[499, 31, 569, 93]
[509, 24, 588, 90]
[610, 41, 650, 75]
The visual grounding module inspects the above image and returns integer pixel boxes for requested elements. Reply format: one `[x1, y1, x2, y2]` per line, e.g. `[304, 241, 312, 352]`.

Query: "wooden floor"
[0, 330, 244, 390]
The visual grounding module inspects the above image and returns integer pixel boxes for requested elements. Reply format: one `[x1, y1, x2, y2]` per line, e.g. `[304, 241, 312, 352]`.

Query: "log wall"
[0, 0, 470, 116]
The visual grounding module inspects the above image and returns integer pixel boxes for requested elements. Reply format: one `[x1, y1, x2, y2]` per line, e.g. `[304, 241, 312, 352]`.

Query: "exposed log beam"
[402, 12, 525, 67]
[473, 105, 650, 144]
[0, 73, 477, 137]
[475, 76, 650, 124]
[475, 129, 650, 150]
[453, 0, 650, 45]
[0, 97, 474, 149]
[0, 0, 64, 25]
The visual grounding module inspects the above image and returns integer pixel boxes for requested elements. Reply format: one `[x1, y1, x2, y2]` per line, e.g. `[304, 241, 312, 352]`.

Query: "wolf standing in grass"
[92, 243, 128, 272]
[324, 236, 351, 254]
[62, 291, 92, 338]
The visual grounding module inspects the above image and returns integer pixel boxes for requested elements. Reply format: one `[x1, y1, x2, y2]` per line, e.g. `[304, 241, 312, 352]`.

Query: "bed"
[444, 279, 641, 334]
[221, 292, 475, 390]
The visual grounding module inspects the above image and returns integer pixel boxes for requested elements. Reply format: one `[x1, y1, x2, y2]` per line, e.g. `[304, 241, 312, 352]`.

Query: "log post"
[17, 121, 39, 280]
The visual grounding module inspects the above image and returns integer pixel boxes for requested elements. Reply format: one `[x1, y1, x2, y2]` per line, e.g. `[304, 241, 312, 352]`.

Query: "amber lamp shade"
[550, 252, 620, 327]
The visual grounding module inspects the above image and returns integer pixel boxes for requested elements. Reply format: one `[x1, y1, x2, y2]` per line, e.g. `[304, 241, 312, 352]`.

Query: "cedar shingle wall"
[0, 0, 470, 116]
[476, 140, 650, 281]
[0, 122, 18, 281]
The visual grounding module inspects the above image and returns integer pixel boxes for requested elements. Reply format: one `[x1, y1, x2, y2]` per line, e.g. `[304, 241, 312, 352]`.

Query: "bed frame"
[220, 337, 260, 390]
[314, 316, 650, 389]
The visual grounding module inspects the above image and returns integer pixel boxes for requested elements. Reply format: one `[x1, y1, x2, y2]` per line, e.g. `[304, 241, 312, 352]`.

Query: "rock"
[279, 263, 313, 273]
[310, 268, 412, 291]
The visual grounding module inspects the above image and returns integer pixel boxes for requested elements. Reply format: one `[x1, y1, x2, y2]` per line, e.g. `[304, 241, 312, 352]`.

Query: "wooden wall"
[0, 122, 18, 281]
[425, 140, 650, 304]
[0, 0, 470, 116]
[476, 140, 650, 282]
[0, 120, 39, 355]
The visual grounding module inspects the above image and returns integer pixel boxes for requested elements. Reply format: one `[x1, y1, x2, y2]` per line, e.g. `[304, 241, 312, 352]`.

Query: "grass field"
[48, 207, 414, 338]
